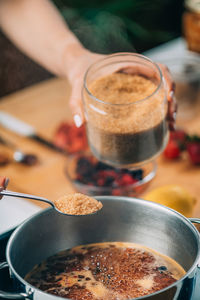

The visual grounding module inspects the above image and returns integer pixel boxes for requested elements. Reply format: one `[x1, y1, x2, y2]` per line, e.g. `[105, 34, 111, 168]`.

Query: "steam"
[61, 8, 136, 54]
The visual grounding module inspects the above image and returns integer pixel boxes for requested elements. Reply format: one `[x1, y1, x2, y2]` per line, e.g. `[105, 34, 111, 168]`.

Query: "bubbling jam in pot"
[25, 242, 185, 300]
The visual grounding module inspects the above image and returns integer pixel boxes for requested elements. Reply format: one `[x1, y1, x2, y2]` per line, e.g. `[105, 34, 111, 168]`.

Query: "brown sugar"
[90, 73, 157, 106]
[84, 71, 168, 166]
[87, 72, 165, 134]
[54, 193, 102, 215]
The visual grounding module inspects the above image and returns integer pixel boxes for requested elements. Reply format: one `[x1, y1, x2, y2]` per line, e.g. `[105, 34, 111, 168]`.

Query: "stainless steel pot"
[0, 196, 200, 300]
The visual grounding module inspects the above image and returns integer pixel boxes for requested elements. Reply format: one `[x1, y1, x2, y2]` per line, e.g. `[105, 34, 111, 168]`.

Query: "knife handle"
[31, 134, 67, 154]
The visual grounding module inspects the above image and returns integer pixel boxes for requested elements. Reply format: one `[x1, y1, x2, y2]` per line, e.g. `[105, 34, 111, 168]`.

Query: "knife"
[0, 111, 66, 154]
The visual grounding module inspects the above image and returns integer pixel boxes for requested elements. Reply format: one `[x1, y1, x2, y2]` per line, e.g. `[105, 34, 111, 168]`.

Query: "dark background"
[0, 0, 184, 98]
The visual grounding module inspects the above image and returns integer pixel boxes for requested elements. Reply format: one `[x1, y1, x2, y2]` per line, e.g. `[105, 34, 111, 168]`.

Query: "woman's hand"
[64, 47, 176, 130]
[0, 176, 9, 199]
[0, 0, 176, 130]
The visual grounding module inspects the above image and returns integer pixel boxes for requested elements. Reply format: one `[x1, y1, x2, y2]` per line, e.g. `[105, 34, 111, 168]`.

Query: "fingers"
[157, 63, 175, 101]
[117, 65, 158, 79]
[157, 63, 177, 131]
[0, 176, 9, 199]
[118, 63, 175, 101]
[69, 79, 84, 128]
[0, 176, 9, 189]
[167, 96, 177, 131]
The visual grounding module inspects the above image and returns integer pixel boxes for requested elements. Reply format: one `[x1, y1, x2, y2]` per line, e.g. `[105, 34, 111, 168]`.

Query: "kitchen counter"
[0, 38, 200, 236]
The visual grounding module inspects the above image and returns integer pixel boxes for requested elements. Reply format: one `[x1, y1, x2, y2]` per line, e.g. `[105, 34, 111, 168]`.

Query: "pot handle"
[189, 218, 200, 225]
[189, 218, 200, 268]
[189, 219, 200, 299]
[0, 262, 33, 299]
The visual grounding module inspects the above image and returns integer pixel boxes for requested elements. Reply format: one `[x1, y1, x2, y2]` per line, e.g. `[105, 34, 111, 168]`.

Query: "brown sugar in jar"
[83, 58, 168, 168]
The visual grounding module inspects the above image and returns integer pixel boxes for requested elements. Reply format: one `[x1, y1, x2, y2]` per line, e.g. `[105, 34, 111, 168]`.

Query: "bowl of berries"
[65, 151, 157, 197]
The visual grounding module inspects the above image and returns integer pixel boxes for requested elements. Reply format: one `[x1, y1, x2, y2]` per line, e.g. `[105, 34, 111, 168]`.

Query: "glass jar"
[83, 53, 168, 168]
[183, 0, 200, 53]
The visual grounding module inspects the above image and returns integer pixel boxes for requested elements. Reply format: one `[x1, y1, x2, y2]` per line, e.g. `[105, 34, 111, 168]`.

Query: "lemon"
[143, 185, 196, 217]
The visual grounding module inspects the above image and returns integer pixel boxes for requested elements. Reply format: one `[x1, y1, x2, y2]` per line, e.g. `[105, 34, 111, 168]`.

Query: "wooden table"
[0, 77, 200, 215]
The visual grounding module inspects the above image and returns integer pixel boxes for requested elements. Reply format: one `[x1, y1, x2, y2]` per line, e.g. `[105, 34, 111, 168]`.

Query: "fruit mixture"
[74, 155, 144, 196]
[25, 242, 185, 300]
[163, 129, 200, 165]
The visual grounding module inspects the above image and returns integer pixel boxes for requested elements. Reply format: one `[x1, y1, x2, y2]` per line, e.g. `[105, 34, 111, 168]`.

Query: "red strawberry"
[163, 140, 180, 159]
[170, 130, 187, 150]
[54, 122, 88, 153]
[187, 142, 200, 165]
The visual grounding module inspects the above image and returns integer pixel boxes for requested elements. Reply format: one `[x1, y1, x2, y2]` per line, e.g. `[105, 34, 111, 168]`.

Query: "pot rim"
[5, 196, 200, 300]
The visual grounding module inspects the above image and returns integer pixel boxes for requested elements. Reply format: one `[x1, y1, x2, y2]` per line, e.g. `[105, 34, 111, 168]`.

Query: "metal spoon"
[0, 135, 38, 166]
[0, 189, 73, 216]
[0, 190, 101, 216]
[13, 150, 38, 165]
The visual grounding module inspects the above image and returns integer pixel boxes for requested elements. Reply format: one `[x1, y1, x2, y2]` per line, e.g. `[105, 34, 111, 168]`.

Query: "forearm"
[0, 0, 84, 76]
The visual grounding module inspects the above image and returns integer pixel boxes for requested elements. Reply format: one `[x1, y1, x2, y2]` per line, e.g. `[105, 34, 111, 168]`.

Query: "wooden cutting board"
[0, 77, 200, 215]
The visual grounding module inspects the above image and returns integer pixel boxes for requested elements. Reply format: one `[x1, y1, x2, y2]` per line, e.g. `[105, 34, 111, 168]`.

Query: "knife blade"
[0, 111, 66, 154]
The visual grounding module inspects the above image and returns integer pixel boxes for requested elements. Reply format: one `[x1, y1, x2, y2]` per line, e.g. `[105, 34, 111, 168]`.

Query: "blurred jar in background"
[183, 0, 200, 53]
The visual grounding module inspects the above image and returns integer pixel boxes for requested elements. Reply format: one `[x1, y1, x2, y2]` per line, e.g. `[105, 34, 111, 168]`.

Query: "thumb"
[0, 176, 9, 189]
[69, 79, 85, 128]
[0, 176, 9, 199]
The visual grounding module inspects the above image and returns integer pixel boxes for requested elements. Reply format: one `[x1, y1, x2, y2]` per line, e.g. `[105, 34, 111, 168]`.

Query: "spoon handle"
[0, 135, 16, 150]
[0, 189, 54, 208]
